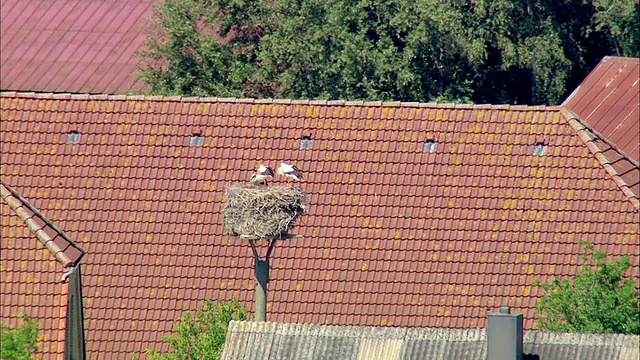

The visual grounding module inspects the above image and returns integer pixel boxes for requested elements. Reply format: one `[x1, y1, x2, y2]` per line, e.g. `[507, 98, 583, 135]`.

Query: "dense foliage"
[535, 243, 640, 334]
[138, 0, 640, 104]
[146, 300, 247, 360]
[0, 313, 39, 360]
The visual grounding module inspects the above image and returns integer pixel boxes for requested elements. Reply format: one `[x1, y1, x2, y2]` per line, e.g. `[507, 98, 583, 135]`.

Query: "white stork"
[250, 164, 275, 185]
[277, 162, 302, 181]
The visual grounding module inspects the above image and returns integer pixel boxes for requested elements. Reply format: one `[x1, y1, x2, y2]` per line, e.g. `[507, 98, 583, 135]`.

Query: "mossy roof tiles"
[1, 92, 638, 359]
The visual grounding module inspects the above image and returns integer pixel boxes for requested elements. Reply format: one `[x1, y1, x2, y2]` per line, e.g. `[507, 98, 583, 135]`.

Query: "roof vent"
[190, 133, 204, 147]
[423, 139, 438, 153]
[66, 131, 81, 144]
[300, 135, 314, 150]
[532, 142, 548, 156]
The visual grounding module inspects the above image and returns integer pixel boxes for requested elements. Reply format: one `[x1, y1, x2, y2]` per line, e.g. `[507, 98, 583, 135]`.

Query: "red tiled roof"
[0, 0, 153, 94]
[0, 182, 79, 358]
[563, 56, 639, 162]
[1, 92, 638, 358]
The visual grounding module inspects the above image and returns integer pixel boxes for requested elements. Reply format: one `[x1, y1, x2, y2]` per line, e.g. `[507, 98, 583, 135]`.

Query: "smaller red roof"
[0, 0, 153, 94]
[1, 181, 85, 268]
[563, 56, 639, 162]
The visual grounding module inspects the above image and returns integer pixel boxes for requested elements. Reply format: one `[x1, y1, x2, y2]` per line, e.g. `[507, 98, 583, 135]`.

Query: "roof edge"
[560, 83, 582, 107]
[602, 56, 640, 64]
[0, 91, 563, 111]
[561, 108, 640, 210]
[0, 181, 86, 268]
[225, 320, 640, 345]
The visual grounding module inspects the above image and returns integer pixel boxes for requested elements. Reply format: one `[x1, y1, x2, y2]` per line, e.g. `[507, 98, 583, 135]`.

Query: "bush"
[1, 313, 39, 360]
[535, 242, 640, 334]
[146, 300, 247, 360]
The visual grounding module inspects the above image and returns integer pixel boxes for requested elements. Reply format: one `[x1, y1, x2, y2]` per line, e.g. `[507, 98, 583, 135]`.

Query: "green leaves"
[137, 0, 246, 97]
[146, 300, 247, 360]
[535, 242, 640, 334]
[592, 0, 640, 57]
[138, 0, 637, 104]
[0, 313, 39, 360]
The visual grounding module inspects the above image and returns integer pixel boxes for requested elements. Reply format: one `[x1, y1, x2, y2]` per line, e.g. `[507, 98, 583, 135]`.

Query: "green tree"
[0, 313, 39, 360]
[137, 0, 486, 102]
[254, 0, 478, 102]
[138, 0, 637, 105]
[146, 300, 247, 360]
[136, 0, 242, 97]
[591, 0, 640, 57]
[535, 242, 640, 334]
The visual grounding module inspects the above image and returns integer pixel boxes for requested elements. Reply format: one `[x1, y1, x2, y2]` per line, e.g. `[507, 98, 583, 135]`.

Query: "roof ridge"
[563, 108, 639, 167]
[602, 56, 640, 64]
[561, 108, 640, 210]
[0, 91, 562, 111]
[0, 181, 86, 270]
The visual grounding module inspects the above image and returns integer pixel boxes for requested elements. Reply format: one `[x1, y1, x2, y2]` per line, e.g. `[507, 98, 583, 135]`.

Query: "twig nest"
[223, 184, 306, 238]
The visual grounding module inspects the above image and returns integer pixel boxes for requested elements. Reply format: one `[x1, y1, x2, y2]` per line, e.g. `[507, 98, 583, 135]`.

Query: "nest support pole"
[224, 185, 306, 321]
[249, 238, 278, 322]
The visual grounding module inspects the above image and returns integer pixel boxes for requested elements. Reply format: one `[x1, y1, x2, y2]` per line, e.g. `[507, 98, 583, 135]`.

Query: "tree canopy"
[534, 243, 640, 335]
[138, 0, 640, 105]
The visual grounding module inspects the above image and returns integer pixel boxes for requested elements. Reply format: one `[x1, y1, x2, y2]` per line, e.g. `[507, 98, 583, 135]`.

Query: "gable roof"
[562, 56, 640, 205]
[0, 0, 153, 94]
[563, 56, 639, 162]
[1, 92, 638, 358]
[1, 181, 86, 359]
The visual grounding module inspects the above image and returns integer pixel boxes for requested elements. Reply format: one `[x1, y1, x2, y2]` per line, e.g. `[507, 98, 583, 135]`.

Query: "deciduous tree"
[535, 243, 640, 334]
[138, 0, 638, 105]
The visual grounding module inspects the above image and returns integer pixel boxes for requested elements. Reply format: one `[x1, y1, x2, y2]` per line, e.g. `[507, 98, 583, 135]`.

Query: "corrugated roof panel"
[222, 322, 640, 360]
[1, 0, 21, 32]
[563, 56, 640, 162]
[0, 0, 153, 94]
[5, 1, 47, 46]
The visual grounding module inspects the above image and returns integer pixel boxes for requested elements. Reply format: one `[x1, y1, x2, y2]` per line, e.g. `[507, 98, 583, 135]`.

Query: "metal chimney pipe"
[487, 306, 523, 360]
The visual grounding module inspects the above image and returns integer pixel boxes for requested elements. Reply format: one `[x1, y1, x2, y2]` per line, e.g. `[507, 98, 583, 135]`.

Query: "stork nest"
[223, 184, 306, 238]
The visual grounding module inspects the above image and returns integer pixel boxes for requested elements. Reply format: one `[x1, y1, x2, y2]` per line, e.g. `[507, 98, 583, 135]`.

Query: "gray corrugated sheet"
[524, 332, 640, 360]
[222, 321, 639, 360]
[223, 322, 486, 360]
